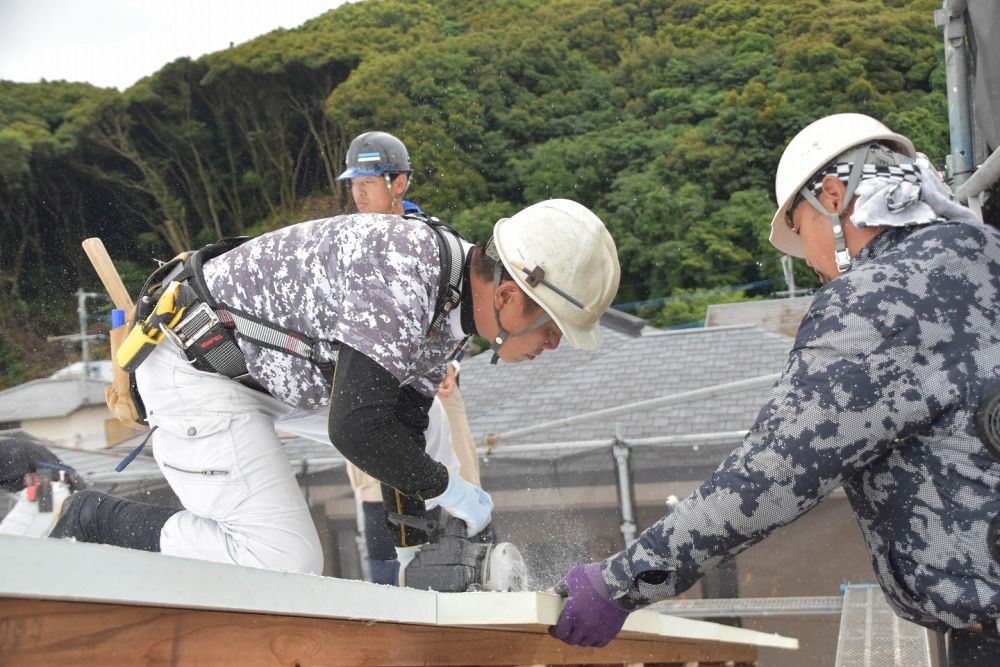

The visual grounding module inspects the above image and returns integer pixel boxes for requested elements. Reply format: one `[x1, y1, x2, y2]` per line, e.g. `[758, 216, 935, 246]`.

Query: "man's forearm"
[328, 344, 449, 498]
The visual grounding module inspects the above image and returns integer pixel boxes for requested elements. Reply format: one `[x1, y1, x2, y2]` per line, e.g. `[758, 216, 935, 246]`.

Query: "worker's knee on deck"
[281, 533, 324, 575]
[239, 527, 324, 575]
[161, 510, 324, 574]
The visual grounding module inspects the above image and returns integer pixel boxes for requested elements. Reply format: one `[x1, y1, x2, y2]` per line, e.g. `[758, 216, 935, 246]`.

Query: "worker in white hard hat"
[550, 114, 1000, 661]
[335, 130, 486, 586]
[32, 195, 620, 594]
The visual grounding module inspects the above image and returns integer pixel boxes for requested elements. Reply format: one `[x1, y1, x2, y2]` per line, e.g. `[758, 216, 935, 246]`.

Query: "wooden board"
[0, 598, 761, 667]
[0, 535, 797, 666]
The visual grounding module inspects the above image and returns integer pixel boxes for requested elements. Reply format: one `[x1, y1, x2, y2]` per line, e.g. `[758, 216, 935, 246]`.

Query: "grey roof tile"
[461, 324, 793, 447]
[0, 378, 108, 420]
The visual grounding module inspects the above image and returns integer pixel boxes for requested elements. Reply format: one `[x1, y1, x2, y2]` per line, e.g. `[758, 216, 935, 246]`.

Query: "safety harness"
[420, 212, 467, 333]
[117, 217, 469, 425]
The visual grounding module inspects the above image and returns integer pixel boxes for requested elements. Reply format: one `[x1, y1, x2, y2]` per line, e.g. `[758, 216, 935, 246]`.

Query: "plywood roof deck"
[0, 535, 797, 666]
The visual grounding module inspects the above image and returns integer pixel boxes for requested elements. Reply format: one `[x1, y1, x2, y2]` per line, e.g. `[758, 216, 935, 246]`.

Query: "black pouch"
[975, 391, 1000, 458]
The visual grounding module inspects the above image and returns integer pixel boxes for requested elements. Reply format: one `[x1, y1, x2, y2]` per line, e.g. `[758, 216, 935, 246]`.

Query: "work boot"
[0, 436, 85, 493]
[49, 490, 180, 552]
[0, 473, 73, 538]
[368, 558, 400, 585]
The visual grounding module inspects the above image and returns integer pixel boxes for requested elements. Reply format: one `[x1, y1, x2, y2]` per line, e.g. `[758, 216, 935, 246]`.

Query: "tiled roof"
[460, 324, 793, 447]
[0, 377, 108, 421]
[0, 320, 794, 494]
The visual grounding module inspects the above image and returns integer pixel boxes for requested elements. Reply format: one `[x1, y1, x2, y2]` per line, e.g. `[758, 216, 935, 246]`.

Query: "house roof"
[460, 324, 793, 446]
[49, 360, 114, 384]
[0, 377, 108, 421]
[0, 318, 794, 498]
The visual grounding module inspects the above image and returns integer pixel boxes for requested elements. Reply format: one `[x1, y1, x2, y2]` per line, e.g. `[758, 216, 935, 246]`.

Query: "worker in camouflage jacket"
[552, 114, 1000, 656]
[32, 196, 619, 590]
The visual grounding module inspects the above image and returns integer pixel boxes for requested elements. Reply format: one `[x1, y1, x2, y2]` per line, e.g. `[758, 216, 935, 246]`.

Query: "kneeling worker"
[33, 197, 620, 592]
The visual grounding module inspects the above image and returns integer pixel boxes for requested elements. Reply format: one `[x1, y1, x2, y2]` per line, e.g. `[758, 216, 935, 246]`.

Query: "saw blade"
[483, 541, 529, 592]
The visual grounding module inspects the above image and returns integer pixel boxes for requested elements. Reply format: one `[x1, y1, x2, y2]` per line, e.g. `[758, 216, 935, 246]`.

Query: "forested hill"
[0, 0, 946, 387]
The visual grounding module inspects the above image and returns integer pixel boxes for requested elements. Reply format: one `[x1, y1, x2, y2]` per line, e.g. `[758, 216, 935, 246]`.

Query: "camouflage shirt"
[202, 214, 460, 409]
[603, 219, 1000, 631]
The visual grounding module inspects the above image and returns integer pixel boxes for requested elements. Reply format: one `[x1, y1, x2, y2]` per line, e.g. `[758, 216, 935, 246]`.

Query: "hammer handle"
[82, 237, 134, 314]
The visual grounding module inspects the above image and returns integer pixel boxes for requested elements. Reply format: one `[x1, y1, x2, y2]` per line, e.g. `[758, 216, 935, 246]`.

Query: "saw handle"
[82, 237, 134, 314]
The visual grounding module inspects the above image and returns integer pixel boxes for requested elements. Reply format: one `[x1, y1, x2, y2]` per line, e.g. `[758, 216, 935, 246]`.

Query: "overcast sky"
[0, 0, 350, 90]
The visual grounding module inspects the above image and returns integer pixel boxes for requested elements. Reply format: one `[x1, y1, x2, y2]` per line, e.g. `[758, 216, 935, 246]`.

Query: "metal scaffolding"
[936, 0, 1000, 222]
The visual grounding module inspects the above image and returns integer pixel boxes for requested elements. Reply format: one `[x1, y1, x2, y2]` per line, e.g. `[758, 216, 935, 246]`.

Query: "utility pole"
[48, 289, 106, 393]
[781, 255, 795, 298]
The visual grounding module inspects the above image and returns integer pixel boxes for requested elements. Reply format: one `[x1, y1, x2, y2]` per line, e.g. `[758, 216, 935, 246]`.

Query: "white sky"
[0, 0, 350, 90]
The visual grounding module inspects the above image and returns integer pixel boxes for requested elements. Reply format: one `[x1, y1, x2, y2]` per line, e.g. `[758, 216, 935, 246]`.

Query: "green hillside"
[0, 0, 947, 387]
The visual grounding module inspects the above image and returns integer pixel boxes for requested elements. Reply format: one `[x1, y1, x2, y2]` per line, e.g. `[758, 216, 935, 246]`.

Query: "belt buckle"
[159, 302, 219, 350]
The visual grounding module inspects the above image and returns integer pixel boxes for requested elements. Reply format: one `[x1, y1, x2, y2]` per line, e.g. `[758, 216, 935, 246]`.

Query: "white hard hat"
[769, 113, 915, 257]
[491, 199, 620, 350]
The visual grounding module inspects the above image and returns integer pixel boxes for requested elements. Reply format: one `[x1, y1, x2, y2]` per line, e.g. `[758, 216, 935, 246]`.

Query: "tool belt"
[112, 237, 335, 427]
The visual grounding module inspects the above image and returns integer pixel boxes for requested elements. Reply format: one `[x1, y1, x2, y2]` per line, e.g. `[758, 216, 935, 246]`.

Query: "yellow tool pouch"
[116, 280, 190, 373]
[104, 236, 254, 430]
[103, 251, 191, 429]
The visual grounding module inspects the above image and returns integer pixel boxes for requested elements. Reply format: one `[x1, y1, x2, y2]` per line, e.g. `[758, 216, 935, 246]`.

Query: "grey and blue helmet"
[337, 131, 412, 180]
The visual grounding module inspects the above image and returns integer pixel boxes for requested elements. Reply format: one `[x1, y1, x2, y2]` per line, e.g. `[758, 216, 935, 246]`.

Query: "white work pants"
[135, 343, 451, 575]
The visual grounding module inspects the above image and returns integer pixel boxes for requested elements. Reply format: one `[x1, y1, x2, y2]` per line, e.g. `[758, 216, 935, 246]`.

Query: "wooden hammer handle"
[82, 238, 134, 314]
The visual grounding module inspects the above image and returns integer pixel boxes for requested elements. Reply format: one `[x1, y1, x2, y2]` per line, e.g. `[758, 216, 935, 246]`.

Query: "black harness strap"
[161, 236, 338, 382]
[404, 213, 467, 334]
[132, 217, 468, 403]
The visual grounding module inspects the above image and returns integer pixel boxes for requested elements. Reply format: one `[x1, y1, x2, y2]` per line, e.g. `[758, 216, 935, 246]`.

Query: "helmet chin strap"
[488, 262, 550, 365]
[384, 173, 411, 213]
[798, 144, 873, 273]
[383, 173, 400, 212]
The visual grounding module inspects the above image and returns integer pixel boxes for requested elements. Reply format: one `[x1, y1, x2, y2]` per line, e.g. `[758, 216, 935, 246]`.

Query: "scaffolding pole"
[936, 0, 976, 187]
[611, 436, 637, 544]
[955, 144, 1000, 221]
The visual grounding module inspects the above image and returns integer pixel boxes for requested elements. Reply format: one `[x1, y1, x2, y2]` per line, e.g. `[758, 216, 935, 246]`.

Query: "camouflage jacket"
[202, 214, 462, 409]
[603, 219, 1000, 631]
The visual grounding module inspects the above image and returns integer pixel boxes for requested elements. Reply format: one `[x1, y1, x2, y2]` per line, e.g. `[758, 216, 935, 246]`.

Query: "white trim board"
[0, 534, 797, 651]
[437, 591, 798, 650]
[0, 534, 437, 624]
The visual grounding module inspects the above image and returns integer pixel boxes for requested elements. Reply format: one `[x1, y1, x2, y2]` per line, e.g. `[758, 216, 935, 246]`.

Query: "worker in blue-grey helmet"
[336, 130, 483, 587]
[337, 131, 424, 216]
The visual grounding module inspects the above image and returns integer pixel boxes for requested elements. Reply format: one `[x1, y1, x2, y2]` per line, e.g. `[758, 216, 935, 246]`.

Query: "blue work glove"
[430, 468, 493, 537]
[550, 563, 630, 647]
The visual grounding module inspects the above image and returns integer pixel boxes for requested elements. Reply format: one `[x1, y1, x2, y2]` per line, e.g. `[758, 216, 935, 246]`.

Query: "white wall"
[23, 405, 115, 449]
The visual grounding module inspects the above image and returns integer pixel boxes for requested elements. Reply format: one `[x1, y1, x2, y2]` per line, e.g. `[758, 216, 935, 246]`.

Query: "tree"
[0, 0, 948, 388]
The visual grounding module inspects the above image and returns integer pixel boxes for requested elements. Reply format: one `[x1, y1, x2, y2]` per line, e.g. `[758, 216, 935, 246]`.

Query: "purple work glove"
[549, 563, 630, 647]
